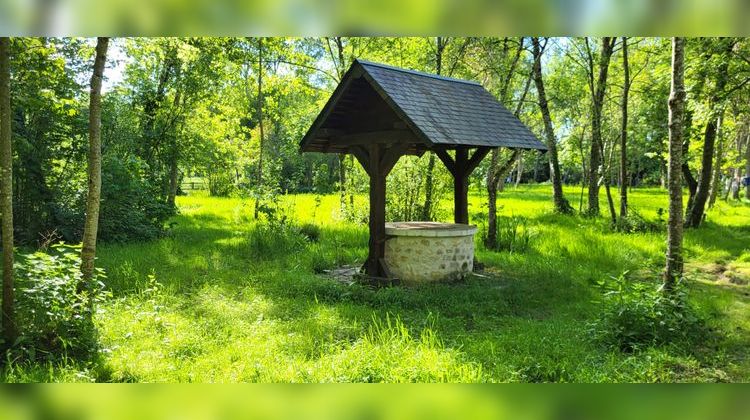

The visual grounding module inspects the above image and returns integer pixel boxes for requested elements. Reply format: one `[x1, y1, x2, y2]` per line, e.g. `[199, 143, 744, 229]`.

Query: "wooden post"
[454, 148, 469, 224]
[350, 142, 408, 278]
[436, 147, 490, 225]
[366, 144, 386, 276]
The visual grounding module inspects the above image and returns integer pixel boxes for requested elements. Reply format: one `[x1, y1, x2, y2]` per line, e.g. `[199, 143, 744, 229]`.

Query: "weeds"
[11, 243, 108, 362]
[589, 272, 711, 353]
[484, 215, 536, 253]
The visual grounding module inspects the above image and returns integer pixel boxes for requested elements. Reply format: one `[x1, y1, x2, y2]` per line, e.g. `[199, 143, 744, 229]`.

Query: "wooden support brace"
[434, 148, 456, 176]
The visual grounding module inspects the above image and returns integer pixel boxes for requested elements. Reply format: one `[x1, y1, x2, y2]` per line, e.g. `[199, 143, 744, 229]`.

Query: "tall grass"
[3, 186, 749, 382]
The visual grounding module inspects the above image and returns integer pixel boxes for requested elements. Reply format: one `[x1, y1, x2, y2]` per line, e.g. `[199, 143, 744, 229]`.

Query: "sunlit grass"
[3, 184, 749, 382]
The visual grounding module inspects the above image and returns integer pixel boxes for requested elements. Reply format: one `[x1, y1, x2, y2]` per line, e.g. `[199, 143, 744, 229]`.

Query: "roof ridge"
[355, 59, 481, 86]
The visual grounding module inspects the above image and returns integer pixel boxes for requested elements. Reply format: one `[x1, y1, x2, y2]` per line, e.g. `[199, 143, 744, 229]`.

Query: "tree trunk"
[80, 37, 108, 313]
[338, 154, 346, 211]
[532, 37, 572, 213]
[514, 152, 524, 187]
[485, 38, 529, 246]
[682, 149, 698, 210]
[485, 150, 519, 248]
[333, 37, 348, 214]
[745, 133, 750, 200]
[166, 89, 182, 208]
[254, 38, 264, 220]
[685, 41, 732, 228]
[619, 37, 629, 219]
[422, 37, 446, 221]
[664, 37, 686, 290]
[0, 37, 16, 346]
[708, 114, 725, 208]
[587, 37, 615, 216]
[685, 121, 719, 227]
[168, 154, 179, 206]
[599, 135, 618, 225]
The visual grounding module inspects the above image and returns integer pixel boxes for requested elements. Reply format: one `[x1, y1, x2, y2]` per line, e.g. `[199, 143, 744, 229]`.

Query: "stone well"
[384, 222, 477, 284]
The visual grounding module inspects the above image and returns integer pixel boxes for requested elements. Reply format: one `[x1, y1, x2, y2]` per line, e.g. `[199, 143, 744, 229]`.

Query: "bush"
[12, 244, 108, 361]
[207, 172, 236, 197]
[248, 200, 306, 259]
[98, 156, 175, 242]
[299, 223, 321, 243]
[589, 272, 709, 353]
[613, 210, 662, 233]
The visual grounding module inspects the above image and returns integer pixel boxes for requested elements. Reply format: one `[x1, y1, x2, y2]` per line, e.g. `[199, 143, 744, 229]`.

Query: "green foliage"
[299, 223, 321, 243]
[12, 244, 108, 361]
[98, 156, 176, 242]
[613, 209, 663, 233]
[248, 200, 306, 258]
[485, 215, 536, 253]
[386, 156, 451, 222]
[207, 172, 236, 197]
[589, 272, 710, 353]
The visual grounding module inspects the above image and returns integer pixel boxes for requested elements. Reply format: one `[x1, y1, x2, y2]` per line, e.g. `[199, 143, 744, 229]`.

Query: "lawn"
[3, 184, 749, 382]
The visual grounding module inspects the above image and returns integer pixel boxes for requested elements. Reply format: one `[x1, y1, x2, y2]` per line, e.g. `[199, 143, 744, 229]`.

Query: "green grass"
[3, 184, 749, 382]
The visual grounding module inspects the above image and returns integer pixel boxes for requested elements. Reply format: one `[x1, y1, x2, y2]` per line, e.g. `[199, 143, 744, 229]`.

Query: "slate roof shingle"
[300, 59, 547, 152]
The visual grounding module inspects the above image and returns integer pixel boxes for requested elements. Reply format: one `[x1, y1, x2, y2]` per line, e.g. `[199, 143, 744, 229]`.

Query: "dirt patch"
[323, 265, 360, 286]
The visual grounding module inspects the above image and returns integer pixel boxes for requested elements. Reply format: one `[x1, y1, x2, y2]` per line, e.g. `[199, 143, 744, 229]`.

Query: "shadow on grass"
[685, 222, 750, 260]
[94, 195, 750, 382]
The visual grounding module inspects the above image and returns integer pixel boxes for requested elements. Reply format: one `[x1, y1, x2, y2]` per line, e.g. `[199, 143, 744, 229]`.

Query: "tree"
[421, 36, 448, 221]
[664, 37, 686, 290]
[708, 114, 725, 208]
[0, 37, 16, 346]
[80, 37, 109, 310]
[532, 37, 572, 214]
[619, 37, 630, 219]
[484, 37, 527, 248]
[254, 37, 265, 219]
[685, 39, 735, 228]
[585, 37, 616, 216]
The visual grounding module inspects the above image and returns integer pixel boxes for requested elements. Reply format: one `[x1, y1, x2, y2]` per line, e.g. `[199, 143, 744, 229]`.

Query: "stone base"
[383, 222, 477, 285]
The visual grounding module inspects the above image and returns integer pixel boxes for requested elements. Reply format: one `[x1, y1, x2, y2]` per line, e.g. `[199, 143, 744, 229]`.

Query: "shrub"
[248, 200, 305, 259]
[207, 172, 236, 197]
[299, 223, 321, 243]
[98, 156, 175, 242]
[12, 244, 108, 361]
[589, 272, 710, 353]
[613, 210, 662, 233]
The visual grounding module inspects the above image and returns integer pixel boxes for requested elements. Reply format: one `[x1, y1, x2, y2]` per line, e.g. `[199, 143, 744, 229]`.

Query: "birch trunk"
[532, 37, 571, 213]
[80, 37, 109, 310]
[619, 37, 629, 219]
[254, 38, 265, 220]
[587, 37, 615, 216]
[664, 37, 686, 290]
[0, 37, 16, 345]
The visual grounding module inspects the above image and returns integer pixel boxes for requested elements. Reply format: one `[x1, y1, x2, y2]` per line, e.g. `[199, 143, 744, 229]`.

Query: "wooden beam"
[434, 149, 456, 176]
[331, 129, 416, 146]
[379, 142, 408, 174]
[318, 128, 345, 138]
[350, 145, 371, 177]
[447, 147, 492, 225]
[466, 147, 492, 173]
